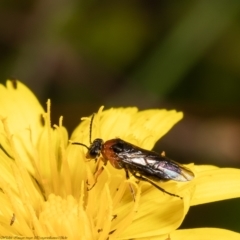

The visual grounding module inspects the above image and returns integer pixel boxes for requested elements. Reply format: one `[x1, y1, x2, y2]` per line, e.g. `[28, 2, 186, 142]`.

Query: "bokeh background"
[1, 0, 240, 233]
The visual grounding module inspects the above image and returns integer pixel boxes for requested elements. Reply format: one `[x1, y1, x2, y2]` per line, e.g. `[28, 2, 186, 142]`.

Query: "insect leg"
[131, 172, 182, 199]
[124, 168, 136, 201]
[87, 157, 106, 191]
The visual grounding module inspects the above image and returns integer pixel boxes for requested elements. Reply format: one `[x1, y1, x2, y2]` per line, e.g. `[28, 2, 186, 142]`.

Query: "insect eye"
[88, 148, 99, 158]
[87, 138, 104, 159]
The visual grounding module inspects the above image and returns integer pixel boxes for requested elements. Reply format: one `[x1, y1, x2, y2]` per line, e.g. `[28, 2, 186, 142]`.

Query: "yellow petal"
[132, 228, 240, 240]
[113, 177, 194, 239]
[0, 80, 45, 174]
[71, 107, 183, 150]
[130, 109, 183, 149]
[0, 80, 44, 141]
[190, 165, 240, 205]
[171, 228, 240, 240]
[119, 197, 185, 239]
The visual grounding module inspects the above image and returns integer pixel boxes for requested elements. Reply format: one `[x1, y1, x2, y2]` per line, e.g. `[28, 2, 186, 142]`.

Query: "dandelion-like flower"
[0, 80, 240, 239]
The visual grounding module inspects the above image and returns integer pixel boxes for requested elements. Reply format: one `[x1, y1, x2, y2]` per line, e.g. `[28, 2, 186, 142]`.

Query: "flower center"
[40, 194, 83, 238]
[39, 175, 140, 240]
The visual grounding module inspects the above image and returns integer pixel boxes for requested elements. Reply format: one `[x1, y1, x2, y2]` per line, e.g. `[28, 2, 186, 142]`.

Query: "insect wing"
[153, 158, 194, 181]
[111, 139, 194, 182]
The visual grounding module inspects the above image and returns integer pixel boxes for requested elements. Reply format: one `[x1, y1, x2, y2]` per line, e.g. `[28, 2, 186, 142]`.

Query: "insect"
[72, 113, 194, 199]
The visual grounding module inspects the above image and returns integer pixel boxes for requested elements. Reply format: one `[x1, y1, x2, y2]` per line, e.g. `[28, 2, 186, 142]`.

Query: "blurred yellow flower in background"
[0, 80, 240, 239]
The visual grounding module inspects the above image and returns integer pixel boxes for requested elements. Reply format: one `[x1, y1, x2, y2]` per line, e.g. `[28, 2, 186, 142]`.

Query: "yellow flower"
[0, 80, 240, 239]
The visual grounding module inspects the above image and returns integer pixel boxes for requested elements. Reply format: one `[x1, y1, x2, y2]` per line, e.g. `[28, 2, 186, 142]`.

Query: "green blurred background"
[0, 0, 240, 232]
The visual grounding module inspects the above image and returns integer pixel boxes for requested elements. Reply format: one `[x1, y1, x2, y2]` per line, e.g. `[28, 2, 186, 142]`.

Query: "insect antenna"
[71, 142, 90, 150]
[89, 113, 95, 144]
[71, 113, 95, 149]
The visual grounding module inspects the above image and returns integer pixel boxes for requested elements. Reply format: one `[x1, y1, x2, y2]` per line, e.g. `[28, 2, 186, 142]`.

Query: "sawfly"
[72, 113, 194, 199]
